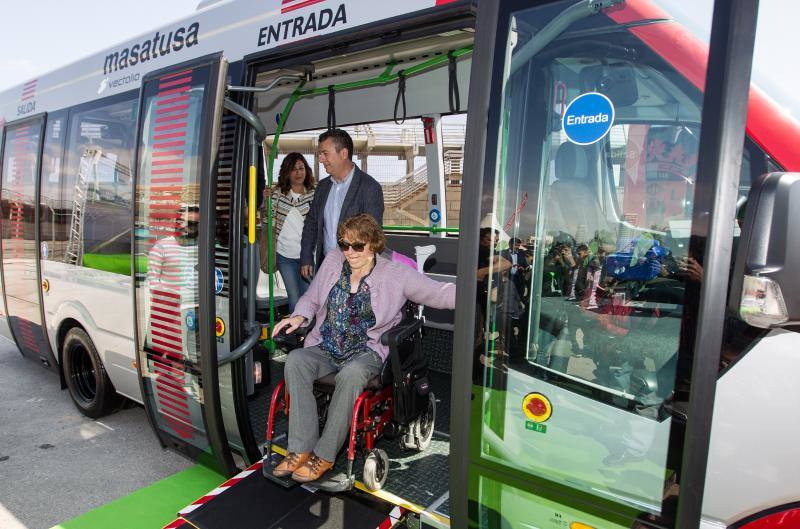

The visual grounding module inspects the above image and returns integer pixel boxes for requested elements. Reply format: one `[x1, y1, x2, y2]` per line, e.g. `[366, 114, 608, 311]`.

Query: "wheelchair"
[262, 301, 437, 492]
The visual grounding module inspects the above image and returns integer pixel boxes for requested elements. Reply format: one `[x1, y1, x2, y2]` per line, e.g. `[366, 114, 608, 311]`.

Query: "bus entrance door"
[451, 1, 758, 528]
[0, 114, 55, 366]
[132, 54, 236, 474]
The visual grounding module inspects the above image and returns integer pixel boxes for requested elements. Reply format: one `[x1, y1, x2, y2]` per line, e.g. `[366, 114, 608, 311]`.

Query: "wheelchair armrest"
[380, 317, 423, 347]
[272, 320, 312, 351]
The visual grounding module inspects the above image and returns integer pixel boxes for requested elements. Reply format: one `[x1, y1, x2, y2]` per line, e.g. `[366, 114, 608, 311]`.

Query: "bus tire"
[62, 328, 121, 418]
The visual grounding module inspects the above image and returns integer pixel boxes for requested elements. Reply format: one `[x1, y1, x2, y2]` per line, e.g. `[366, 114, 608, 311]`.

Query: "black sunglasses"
[337, 239, 367, 252]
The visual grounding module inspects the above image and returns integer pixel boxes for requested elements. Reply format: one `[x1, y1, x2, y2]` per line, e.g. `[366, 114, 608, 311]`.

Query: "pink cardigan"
[291, 249, 456, 361]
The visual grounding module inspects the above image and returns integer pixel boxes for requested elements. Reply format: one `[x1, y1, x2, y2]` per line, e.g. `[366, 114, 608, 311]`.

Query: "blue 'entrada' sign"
[562, 92, 615, 145]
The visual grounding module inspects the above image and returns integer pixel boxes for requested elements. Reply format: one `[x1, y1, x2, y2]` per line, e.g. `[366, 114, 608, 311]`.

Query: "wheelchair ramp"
[163, 461, 405, 529]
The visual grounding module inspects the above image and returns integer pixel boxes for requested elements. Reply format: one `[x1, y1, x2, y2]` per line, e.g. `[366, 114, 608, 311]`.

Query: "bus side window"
[63, 97, 138, 275]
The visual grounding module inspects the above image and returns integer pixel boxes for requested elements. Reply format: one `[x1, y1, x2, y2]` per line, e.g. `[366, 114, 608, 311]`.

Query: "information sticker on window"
[562, 92, 614, 145]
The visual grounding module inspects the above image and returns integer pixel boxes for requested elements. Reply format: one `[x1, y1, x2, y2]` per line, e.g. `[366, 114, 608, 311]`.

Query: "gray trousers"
[284, 346, 382, 462]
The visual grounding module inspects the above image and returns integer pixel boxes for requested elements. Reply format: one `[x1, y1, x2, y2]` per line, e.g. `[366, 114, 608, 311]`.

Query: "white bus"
[1, 0, 799, 528]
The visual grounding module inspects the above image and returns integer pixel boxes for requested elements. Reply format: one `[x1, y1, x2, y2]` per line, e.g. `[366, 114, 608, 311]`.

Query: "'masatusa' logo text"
[104, 22, 200, 75]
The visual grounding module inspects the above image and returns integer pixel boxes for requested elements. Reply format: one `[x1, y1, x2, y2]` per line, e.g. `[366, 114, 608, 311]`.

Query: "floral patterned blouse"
[319, 260, 378, 366]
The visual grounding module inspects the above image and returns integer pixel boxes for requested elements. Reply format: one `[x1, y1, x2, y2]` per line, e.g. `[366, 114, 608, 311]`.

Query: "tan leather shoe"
[273, 452, 310, 477]
[291, 453, 334, 483]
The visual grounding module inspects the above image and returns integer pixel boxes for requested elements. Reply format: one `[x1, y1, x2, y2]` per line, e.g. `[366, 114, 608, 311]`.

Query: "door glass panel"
[469, 0, 713, 523]
[1, 119, 47, 359]
[134, 66, 212, 453]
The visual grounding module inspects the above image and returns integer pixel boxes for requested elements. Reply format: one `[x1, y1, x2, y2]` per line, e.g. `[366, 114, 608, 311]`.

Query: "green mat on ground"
[51, 464, 224, 529]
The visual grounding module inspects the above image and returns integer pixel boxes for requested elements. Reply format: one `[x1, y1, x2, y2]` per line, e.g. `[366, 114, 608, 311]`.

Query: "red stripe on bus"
[153, 131, 186, 141]
[157, 94, 190, 106]
[157, 387, 190, 407]
[164, 420, 194, 440]
[151, 305, 181, 318]
[157, 400, 191, 420]
[151, 297, 180, 309]
[155, 380, 189, 400]
[156, 104, 190, 115]
[150, 322, 181, 336]
[152, 178, 184, 184]
[150, 186, 184, 192]
[160, 68, 193, 81]
[153, 359, 184, 378]
[153, 370, 184, 387]
[152, 338, 183, 354]
[155, 113, 189, 123]
[151, 338, 184, 352]
[153, 149, 185, 158]
[151, 347, 185, 364]
[157, 85, 191, 97]
[153, 140, 186, 149]
[154, 376, 185, 395]
[159, 76, 193, 90]
[151, 167, 184, 174]
[153, 355, 187, 374]
[148, 221, 182, 230]
[151, 314, 181, 326]
[154, 123, 187, 133]
[148, 203, 181, 211]
[281, 0, 324, 14]
[149, 212, 182, 220]
[158, 400, 192, 419]
[152, 289, 181, 299]
[158, 393, 190, 412]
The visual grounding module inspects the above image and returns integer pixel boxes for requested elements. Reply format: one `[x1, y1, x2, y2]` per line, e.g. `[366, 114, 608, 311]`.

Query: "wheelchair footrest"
[305, 471, 356, 493]
[261, 452, 300, 489]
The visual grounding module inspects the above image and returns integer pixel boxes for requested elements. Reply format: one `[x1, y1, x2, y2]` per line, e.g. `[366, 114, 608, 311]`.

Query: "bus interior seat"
[547, 141, 610, 242]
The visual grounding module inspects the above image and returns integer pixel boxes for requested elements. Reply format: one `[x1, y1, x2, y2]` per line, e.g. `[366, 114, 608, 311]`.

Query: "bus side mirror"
[730, 172, 800, 328]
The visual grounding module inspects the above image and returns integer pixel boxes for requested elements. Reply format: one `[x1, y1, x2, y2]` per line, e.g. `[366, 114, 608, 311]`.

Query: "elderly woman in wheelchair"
[268, 214, 456, 487]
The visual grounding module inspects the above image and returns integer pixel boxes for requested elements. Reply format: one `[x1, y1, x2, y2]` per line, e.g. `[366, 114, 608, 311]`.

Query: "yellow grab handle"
[248, 164, 256, 244]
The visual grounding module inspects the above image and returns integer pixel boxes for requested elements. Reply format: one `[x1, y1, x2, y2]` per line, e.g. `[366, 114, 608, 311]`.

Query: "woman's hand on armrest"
[272, 315, 305, 337]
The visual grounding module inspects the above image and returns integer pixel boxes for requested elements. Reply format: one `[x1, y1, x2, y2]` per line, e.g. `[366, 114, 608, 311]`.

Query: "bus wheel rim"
[69, 343, 97, 403]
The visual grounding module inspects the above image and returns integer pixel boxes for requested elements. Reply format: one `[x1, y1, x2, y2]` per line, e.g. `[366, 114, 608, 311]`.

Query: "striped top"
[269, 186, 315, 236]
[147, 237, 199, 305]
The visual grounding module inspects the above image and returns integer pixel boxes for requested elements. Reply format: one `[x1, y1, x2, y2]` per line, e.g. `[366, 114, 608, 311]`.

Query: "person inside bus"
[272, 214, 455, 483]
[299, 129, 384, 281]
[261, 152, 316, 311]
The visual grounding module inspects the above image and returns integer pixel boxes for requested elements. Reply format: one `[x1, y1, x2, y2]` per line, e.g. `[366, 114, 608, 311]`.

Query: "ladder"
[65, 148, 99, 266]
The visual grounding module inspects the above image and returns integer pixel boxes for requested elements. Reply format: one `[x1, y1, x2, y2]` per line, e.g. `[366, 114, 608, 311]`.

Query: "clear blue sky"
[0, 0, 199, 92]
[0, 0, 797, 119]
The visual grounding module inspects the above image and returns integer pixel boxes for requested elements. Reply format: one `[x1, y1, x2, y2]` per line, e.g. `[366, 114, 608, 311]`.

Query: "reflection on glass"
[134, 68, 210, 451]
[59, 100, 137, 274]
[470, 1, 712, 521]
[1, 122, 47, 358]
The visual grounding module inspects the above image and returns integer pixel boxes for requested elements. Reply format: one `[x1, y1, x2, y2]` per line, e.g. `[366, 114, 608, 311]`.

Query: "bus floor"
[246, 353, 453, 520]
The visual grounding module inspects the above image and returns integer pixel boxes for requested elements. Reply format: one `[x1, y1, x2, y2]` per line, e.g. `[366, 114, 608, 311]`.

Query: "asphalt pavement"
[0, 337, 192, 529]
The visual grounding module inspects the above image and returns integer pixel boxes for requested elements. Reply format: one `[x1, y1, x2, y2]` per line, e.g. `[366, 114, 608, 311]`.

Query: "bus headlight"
[740, 275, 788, 328]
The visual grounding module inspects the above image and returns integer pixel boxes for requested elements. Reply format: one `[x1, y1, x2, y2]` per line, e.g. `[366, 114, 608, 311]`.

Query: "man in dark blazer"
[300, 128, 384, 279]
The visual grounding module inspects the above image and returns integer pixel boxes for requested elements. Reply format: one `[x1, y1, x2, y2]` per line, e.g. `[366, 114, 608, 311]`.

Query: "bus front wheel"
[62, 328, 121, 418]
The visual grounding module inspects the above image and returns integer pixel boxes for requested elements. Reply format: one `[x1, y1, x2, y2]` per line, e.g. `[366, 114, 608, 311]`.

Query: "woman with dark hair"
[265, 152, 316, 311]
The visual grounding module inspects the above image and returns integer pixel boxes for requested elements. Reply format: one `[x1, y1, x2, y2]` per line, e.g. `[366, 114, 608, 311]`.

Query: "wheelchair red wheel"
[362, 448, 389, 491]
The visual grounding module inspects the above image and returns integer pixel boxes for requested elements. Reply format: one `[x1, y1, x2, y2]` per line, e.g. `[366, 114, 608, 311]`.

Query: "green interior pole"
[265, 83, 306, 346]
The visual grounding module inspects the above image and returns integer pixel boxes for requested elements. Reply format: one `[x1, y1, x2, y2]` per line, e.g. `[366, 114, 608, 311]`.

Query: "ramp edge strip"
[163, 459, 407, 529]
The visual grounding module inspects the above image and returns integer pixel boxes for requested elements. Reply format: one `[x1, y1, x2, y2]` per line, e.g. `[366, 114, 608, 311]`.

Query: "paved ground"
[0, 338, 193, 529]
